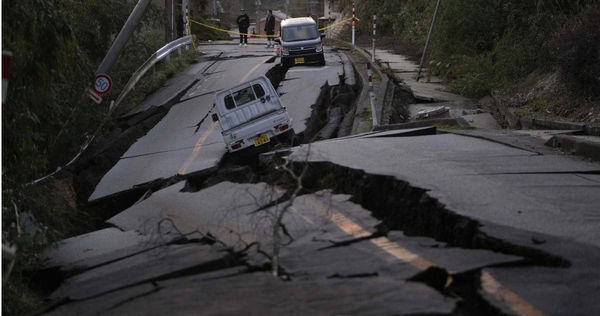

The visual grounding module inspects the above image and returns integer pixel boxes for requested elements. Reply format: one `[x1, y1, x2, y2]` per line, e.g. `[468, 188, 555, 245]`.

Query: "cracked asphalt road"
[42, 42, 600, 316]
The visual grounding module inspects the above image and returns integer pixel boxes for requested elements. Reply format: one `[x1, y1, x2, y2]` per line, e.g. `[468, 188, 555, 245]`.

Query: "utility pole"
[96, 0, 152, 75]
[171, 0, 175, 40]
[417, 0, 442, 82]
[285, 0, 289, 16]
[352, 2, 355, 47]
[256, 0, 261, 34]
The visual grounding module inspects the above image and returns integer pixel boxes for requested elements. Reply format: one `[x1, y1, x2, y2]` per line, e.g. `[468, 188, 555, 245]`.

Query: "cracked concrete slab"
[277, 192, 520, 279]
[108, 181, 286, 253]
[281, 49, 352, 135]
[48, 272, 455, 315]
[278, 131, 600, 315]
[44, 282, 159, 316]
[373, 50, 468, 103]
[50, 242, 232, 301]
[481, 263, 600, 316]
[361, 126, 437, 138]
[89, 56, 276, 202]
[385, 231, 522, 274]
[123, 59, 212, 117]
[284, 134, 600, 248]
[43, 228, 172, 273]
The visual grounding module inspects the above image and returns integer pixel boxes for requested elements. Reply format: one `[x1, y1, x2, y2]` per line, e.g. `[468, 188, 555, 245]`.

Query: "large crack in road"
[176, 152, 571, 315]
[39, 48, 600, 315]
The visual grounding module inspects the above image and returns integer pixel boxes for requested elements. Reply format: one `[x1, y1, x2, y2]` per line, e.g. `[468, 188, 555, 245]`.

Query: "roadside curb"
[373, 117, 469, 132]
[520, 117, 600, 136]
[122, 75, 199, 118]
[545, 135, 600, 161]
[342, 50, 372, 134]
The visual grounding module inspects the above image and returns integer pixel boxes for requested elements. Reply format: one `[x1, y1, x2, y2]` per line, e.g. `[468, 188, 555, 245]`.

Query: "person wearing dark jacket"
[264, 10, 276, 48]
[237, 9, 250, 46]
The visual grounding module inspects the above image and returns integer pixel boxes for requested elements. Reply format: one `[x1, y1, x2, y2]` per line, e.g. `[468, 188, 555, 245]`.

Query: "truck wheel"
[318, 54, 326, 66]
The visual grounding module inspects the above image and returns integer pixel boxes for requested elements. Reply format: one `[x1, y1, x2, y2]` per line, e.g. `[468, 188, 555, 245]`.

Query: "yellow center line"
[178, 122, 217, 175]
[187, 80, 204, 97]
[304, 194, 546, 316]
[240, 57, 271, 83]
[481, 271, 545, 316]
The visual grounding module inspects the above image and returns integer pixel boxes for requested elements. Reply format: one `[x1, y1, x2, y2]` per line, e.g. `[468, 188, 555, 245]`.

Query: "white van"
[212, 76, 292, 153]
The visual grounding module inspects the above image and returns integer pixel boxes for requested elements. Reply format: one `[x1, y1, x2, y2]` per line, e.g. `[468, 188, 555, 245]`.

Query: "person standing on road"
[237, 9, 250, 46]
[264, 9, 276, 48]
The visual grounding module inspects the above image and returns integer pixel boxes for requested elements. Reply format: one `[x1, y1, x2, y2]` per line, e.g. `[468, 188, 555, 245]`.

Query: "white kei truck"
[212, 76, 293, 153]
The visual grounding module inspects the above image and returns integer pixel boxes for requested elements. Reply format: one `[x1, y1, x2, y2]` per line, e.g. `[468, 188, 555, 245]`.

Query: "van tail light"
[275, 124, 289, 132]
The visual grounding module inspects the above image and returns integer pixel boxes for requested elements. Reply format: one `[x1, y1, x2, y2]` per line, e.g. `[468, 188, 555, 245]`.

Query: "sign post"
[352, 2, 356, 47]
[372, 10, 376, 63]
[417, 0, 442, 82]
[88, 89, 102, 104]
[89, 73, 112, 104]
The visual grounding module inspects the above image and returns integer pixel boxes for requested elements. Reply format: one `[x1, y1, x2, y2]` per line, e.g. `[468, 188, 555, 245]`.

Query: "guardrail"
[29, 36, 194, 187]
[110, 35, 193, 112]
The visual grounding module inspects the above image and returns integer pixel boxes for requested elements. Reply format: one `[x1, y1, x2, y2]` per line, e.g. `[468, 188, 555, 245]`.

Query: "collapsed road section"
[80, 47, 361, 220]
[42, 130, 600, 315]
[37, 43, 600, 315]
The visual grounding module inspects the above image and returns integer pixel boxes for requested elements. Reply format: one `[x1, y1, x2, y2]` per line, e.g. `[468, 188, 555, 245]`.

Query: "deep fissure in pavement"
[183, 153, 571, 268]
[179, 155, 566, 315]
[290, 161, 569, 267]
[384, 71, 443, 124]
[262, 158, 570, 315]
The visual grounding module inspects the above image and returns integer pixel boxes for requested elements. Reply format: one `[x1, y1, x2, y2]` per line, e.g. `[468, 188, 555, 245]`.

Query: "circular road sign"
[94, 74, 112, 96]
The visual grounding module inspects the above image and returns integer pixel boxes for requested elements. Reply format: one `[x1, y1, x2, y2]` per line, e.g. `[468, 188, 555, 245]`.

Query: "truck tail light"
[275, 124, 289, 132]
[231, 140, 244, 150]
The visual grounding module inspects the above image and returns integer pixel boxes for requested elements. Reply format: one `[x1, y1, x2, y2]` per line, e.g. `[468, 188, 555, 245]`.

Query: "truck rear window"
[224, 84, 266, 110]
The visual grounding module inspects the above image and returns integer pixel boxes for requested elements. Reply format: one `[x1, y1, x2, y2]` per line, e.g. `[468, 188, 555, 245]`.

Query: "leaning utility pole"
[417, 0, 442, 82]
[96, 0, 152, 75]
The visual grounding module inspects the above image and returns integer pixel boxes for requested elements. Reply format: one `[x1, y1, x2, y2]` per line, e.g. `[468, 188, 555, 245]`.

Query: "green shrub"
[1, 1, 190, 313]
[550, 7, 600, 96]
[189, 17, 232, 41]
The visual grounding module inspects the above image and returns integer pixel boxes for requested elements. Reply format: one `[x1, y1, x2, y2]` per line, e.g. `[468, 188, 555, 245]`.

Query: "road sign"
[93, 73, 112, 95]
[88, 88, 102, 104]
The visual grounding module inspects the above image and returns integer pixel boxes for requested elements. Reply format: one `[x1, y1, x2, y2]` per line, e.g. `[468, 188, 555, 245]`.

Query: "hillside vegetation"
[344, 0, 600, 122]
[1, 1, 222, 314]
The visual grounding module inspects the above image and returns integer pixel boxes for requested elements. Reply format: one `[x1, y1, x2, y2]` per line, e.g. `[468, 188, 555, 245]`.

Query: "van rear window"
[282, 24, 318, 42]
